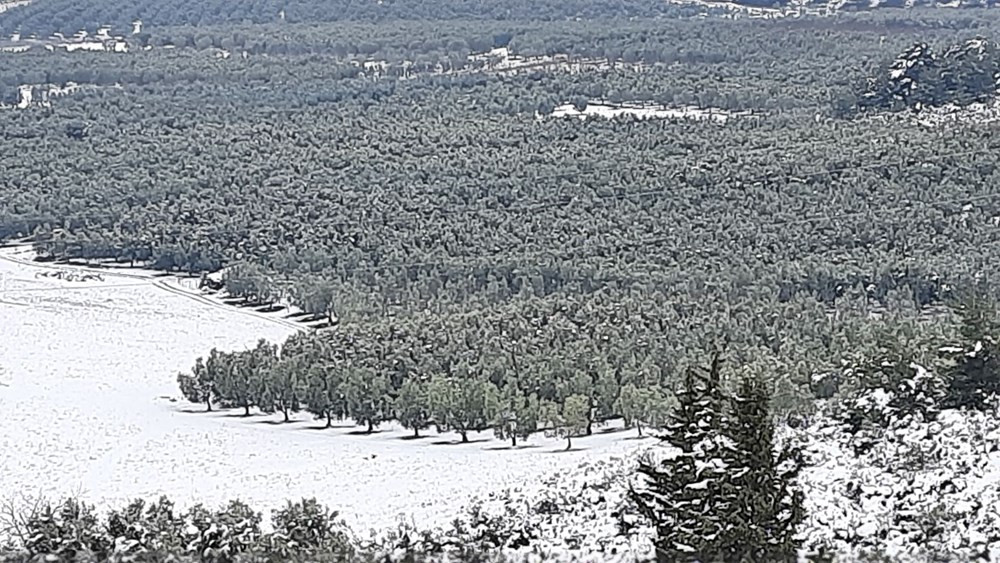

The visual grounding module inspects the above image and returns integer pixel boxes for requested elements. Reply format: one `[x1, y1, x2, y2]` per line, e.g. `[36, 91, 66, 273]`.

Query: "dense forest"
[3, 15, 1000, 415]
[4, 3, 1000, 560]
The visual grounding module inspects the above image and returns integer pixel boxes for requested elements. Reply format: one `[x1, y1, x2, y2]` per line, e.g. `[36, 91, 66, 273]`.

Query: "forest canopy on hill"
[2, 12, 1000, 418]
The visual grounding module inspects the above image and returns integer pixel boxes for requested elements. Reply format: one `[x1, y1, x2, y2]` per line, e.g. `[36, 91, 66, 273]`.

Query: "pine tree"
[943, 294, 1000, 410]
[632, 354, 805, 563]
[631, 354, 743, 562]
[395, 378, 431, 437]
[727, 373, 804, 562]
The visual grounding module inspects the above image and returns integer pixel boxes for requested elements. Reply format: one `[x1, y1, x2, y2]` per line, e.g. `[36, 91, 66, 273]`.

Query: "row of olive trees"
[177, 336, 669, 449]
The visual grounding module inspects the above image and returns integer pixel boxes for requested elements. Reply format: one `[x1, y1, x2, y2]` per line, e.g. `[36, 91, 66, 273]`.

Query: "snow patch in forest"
[910, 98, 1000, 126]
[0, 249, 651, 545]
[0, 0, 30, 14]
[0, 82, 109, 110]
[547, 102, 748, 122]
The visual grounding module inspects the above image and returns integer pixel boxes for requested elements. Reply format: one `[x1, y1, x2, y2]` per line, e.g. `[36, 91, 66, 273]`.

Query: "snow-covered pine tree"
[727, 372, 804, 562]
[632, 352, 745, 562]
[633, 353, 803, 562]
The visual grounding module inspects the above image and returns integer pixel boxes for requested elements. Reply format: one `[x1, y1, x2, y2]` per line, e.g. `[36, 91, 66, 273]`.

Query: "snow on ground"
[547, 102, 748, 122]
[795, 405, 1000, 561]
[0, 247, 652, 546]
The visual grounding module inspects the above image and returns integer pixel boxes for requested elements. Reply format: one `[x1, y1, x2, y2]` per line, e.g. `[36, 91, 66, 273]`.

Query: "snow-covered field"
[546, 102, 751, 122]
[0, 246, 652, 543]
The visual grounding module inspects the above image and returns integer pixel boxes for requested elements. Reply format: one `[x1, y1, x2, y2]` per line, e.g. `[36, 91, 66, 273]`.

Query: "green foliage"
[395, 378, 432, 437]
[540, 394, 590, 450]
[178, 356, 215, 411]
[344, 367, 391, 433]
[615, 383, 667, 437]
[491, 382, 539, 447]
[259, 355, 302, 423]
[428, 373, 497, 443]
[858, 38, 1000, 113]
[23, 499, 109, 560]
[941, 293, 1000, 410]
[268, 499, 353, 560]
[303, 363, 348, 428]
[633, 355, 803, 562]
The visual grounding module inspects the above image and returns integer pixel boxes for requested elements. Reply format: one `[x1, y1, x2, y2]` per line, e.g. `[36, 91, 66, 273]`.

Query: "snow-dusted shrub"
[839, 359, 945, 436]
[22, 498, 110, 561]
[104, 496, 186, 555]
[941, 340, 1000, 411]
[797, 401, 1000, 562]
[266, 498, 353, 559]
[182, 501, 262, 562]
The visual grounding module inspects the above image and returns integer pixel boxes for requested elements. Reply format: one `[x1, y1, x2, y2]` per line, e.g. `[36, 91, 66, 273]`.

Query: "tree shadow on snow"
[285, 311, 313, 319]
[597, 425, 631, 435]
[483, 444, 540, 451]
[253, 419, 302, 426]
[299, 423, 358, 430]
[430, 438, 489, 446]
[347, 429, 385, 435]
[255, 304, 286, 313]
[546, 447, 588, 454]
[399, 434, 431, 441]
[624, 435, 655, 441]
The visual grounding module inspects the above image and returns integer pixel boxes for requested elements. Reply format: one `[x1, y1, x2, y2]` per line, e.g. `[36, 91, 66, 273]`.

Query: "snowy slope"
[0, 250, 652, 544]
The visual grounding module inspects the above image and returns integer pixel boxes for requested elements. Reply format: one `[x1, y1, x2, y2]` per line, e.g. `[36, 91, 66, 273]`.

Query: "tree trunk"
[586, 419, 593, 436]
[282, 405, 289, 423]
[414, 427, 420, 438]
[637, 422, 643, 437]
[326, 411, 333, 428]
[512, 434, 517, 447]
[367, 419, 374, 434]
[566, 436, 572, 451]
[244, 403, 250, 417]
[460, 430, 469, 443]
[205, 398, 212, 412]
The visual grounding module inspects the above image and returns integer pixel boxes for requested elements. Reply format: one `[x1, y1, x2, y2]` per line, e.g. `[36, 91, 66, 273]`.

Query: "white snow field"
[0, 246, 653, 547]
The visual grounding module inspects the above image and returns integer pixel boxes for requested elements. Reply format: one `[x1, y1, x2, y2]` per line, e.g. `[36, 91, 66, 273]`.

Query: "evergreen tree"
[727, 373, 804, 562]
[492, 382, 539, 447]
[428, 374, 496, 443]
[943, 294, 1000, 410]
[303, 362, 348, 428]
[631, 354, 743, 562]
[395, 378, 431, 437]
[177, 356, 214, 411]
[344, 366, 390, 433]
[632, 354, 805, 562]
[259, 355, 302, 423]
